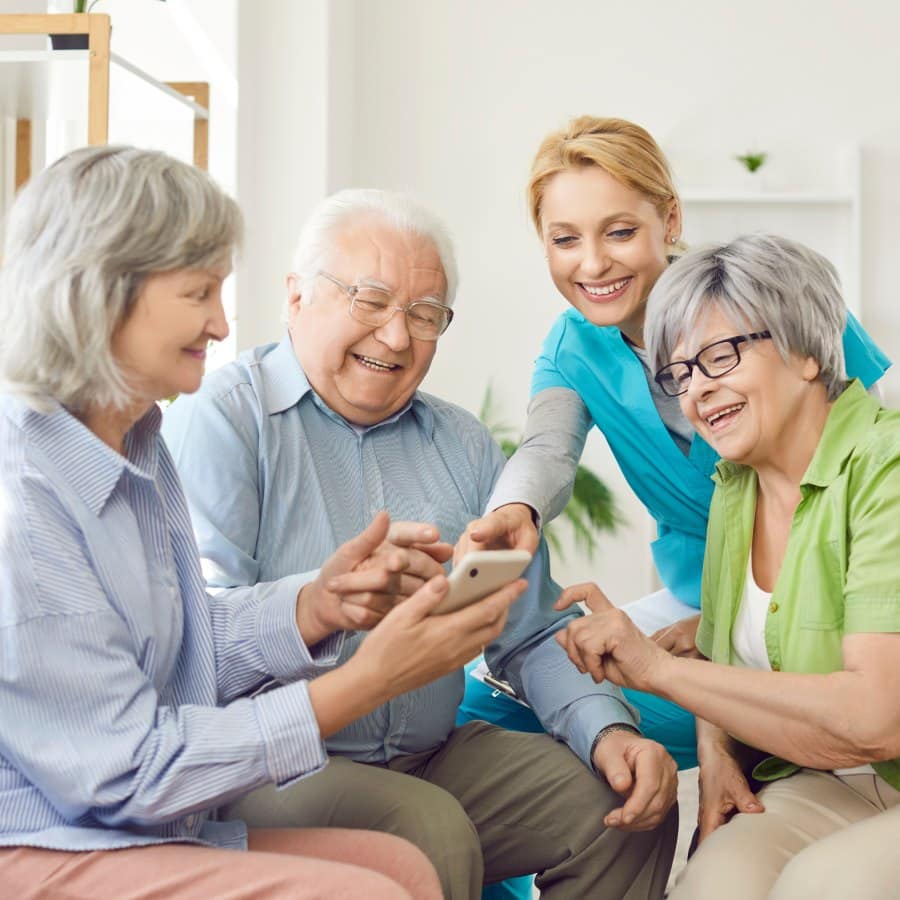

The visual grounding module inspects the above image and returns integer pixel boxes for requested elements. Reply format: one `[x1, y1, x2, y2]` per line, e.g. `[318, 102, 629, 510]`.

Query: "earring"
[669, 236, 678, 245]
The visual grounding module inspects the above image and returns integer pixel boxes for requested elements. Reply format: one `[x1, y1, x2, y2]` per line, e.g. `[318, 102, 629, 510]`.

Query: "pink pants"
[0, 827, 443, 900]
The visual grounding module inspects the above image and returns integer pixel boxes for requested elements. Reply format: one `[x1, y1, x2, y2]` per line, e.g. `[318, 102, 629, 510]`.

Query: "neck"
[753, 390, 832, 502]
[77, 401, 151, 455]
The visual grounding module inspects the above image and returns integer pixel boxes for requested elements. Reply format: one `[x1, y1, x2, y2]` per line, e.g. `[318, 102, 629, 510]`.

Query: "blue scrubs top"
[531, 309, 891, 608]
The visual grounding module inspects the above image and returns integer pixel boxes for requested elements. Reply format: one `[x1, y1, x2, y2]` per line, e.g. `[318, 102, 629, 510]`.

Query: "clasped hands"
[296, 512, 455, 645]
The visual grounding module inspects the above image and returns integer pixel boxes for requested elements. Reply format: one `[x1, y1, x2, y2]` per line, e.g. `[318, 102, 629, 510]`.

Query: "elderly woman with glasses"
[554, 233, 900, 899]
[0, 146, 530, 900]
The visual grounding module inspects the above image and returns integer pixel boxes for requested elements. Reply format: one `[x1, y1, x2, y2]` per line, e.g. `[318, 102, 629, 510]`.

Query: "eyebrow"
[544, 212, 639, 231]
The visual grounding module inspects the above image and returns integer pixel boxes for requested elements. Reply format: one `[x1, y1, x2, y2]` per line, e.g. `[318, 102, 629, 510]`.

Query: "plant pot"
[49, 33, 90, 50]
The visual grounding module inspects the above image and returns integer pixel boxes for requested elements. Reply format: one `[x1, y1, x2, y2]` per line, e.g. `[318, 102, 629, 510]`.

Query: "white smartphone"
[432, 549, 533, 616]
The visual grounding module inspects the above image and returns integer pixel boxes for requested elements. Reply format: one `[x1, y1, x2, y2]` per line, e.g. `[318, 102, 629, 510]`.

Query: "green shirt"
[696, 379, 900, 789]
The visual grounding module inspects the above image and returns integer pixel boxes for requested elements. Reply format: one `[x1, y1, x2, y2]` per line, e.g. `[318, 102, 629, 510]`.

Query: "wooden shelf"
[0, 13, 209, 188]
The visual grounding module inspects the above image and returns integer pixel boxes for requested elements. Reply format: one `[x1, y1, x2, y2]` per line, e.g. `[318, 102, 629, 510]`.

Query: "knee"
[769, 840, 851, 900]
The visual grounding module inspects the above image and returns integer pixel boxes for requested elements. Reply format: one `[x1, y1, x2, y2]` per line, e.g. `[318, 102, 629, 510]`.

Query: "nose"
[580, 239, 611, 278]
[207, 294, 230, 342]
[685, 364, 716, 402]
[373, 306, 411, 351]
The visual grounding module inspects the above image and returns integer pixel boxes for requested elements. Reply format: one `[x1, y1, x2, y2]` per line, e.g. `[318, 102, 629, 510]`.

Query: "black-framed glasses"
[654, 331, 772, 397]
[316, 271, 454, 341]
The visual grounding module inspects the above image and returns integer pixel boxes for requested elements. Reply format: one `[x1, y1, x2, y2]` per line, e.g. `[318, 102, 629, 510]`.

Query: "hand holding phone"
[431, 549, 532, 615]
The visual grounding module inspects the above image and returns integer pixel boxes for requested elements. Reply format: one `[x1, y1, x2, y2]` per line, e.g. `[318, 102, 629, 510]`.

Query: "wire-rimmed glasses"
[316, 271, 454, 341]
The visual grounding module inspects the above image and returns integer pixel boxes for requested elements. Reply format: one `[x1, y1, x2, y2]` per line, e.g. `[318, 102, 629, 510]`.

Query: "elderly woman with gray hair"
[554, 233, 900, 899]
[0, 146, 528, 899]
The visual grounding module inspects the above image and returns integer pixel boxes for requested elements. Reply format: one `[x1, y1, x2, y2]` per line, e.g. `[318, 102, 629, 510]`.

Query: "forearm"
[485, 388, 590, 523]
[655, 655, 895, 768]
[208, 572, 341, 701]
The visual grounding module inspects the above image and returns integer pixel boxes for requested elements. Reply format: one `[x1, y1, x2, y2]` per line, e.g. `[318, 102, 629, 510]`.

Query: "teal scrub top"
[531, 309, 891, 608]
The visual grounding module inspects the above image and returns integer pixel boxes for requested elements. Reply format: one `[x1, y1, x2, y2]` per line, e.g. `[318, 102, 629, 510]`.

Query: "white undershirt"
[732, 552, 875, 777]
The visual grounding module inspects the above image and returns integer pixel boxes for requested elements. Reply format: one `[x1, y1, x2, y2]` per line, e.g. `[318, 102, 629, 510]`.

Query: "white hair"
[290, 188, 458, 307]
[0, 145, 242, 413]
[645, 233, 848, 400]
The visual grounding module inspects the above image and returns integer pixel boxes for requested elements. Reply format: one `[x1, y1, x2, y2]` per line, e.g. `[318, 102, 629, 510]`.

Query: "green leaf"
[477, 384, 621, 562]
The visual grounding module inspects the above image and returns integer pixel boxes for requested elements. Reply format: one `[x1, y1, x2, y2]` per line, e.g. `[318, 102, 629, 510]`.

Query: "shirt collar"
[260, 333, 435, 438]
[801, 379, 879, 487]
[713, 379, 878, 488]
[7, 398, 162, 516]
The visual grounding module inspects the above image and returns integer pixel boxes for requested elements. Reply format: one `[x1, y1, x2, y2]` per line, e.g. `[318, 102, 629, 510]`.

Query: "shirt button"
[769, 601, 779, 614]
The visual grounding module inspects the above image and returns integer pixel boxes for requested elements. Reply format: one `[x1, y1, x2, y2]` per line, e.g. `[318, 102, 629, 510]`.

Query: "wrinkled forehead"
[322, 218, 447, 297]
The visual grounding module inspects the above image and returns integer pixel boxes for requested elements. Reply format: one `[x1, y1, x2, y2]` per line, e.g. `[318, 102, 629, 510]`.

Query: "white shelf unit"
[678, 148, 862, 316]
[0, 13, 209, 203]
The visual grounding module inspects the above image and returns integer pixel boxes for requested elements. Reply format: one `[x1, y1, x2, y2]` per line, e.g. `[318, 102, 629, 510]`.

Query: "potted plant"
[479, 384, 621, 561]
[50, 1, 100, 50]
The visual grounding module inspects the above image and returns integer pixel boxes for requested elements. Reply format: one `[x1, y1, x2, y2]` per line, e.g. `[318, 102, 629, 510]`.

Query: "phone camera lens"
[469, 568, 479, 578]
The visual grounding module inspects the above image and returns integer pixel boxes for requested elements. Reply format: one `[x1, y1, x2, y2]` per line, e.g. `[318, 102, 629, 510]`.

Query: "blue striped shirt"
[0, 397, 334, 851]
[163, 336, 637, 768]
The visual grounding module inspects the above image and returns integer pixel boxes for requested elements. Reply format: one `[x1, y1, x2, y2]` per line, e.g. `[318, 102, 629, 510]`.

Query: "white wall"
[235, 0, 900, 600]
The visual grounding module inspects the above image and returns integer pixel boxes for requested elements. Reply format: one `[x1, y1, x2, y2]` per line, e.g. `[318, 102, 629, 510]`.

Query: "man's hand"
[297, 513, 450, 645]
[454, 503, 539, 564]
[651, 614, 703, 658]
[697, 727, 764, 844]
[554, 582, 671, 694]
[343, 519, 453, 598]
[592, 730, 678, 831]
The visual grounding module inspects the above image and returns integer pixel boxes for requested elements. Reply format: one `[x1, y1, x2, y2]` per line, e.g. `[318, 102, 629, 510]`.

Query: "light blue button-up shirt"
[0, 397, 334, 852]
[163, 336, 637, 768]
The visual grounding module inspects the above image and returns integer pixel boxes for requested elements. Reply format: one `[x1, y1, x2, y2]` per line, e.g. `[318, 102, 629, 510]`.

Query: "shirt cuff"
[555, 694, 641, 769]
[252, 680, 328, 786]
[256, 571, 344, 681]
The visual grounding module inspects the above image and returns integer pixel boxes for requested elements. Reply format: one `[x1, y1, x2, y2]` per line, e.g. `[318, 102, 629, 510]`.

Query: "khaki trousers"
[225, 720, 678, 900]
[670, 769, 900, 900]
[0, 827, 442, 899]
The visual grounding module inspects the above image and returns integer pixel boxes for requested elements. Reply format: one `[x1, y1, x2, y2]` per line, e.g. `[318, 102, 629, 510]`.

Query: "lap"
[670, 769, 893, 900]
[0, 829, 431, 900]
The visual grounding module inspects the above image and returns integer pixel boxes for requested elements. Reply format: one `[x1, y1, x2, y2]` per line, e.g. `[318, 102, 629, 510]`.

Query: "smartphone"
[431, 549, 532, 616]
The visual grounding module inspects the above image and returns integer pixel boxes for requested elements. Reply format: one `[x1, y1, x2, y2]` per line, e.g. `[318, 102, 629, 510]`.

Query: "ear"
[801, 355, 821, 383]
[286, 273, 305, 321]
[664, 201, 682, 245]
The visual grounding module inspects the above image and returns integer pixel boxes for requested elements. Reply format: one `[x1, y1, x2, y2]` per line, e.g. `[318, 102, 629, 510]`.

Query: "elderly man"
[163, 189, 678, 900]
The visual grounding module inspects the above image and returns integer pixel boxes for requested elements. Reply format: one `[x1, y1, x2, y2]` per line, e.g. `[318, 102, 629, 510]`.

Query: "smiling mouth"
[578, 277, 632, 301]
[705, 403, 745, 430]
[354, 354, 400, 372]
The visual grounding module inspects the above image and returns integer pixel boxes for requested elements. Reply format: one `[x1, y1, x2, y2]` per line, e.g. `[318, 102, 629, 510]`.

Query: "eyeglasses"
[316, 271, 454, 341]
[654, 331, 772, 397]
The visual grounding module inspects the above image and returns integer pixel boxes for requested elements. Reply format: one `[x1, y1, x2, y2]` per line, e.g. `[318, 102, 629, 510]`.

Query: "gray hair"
[645, 233, 847, 400]
[290, 188, 458, 308]
[0, 145, 242, 413]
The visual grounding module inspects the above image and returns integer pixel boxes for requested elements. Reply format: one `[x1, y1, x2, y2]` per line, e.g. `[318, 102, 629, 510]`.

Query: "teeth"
[706, 404, 744, 425]
[356, 355, 397, 371]
[583, 278, 630, 296]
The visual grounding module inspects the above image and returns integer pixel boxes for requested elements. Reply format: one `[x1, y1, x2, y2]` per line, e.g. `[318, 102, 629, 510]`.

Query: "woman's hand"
[554, 582, 671, 693]
[454, 503, 539, 563]
[696, 722, 764, 845]
[651, 614, 703, 658]
[309, 571, 527, 737]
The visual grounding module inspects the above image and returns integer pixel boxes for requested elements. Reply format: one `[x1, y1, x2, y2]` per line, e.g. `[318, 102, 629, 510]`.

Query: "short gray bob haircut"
[290, 188, 458, 307]
[645, 233, 847, 400]
[0, 145, 242, 413]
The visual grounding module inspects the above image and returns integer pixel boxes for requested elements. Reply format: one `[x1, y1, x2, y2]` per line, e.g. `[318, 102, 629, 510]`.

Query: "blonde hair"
[527, 116, 680, 238]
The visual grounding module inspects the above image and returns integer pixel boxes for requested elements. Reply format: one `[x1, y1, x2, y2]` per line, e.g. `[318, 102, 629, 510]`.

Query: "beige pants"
[0, 827, 442, 900]
[670, 769, 900, 900]
[226, 720, 678, 900]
